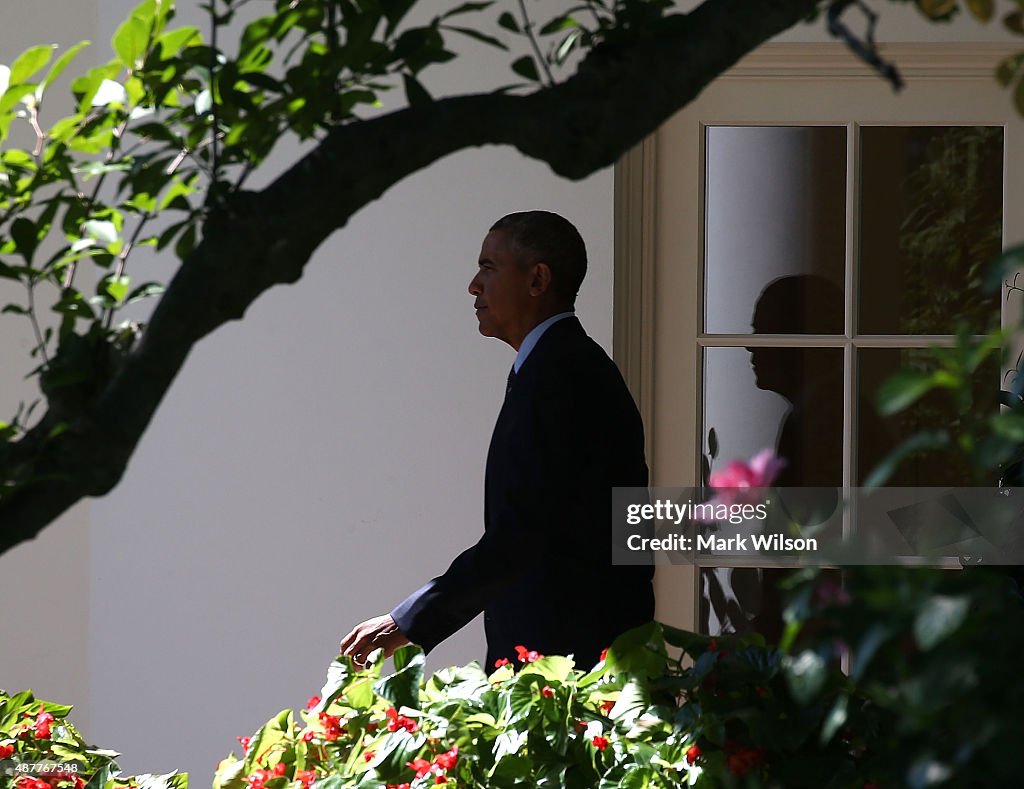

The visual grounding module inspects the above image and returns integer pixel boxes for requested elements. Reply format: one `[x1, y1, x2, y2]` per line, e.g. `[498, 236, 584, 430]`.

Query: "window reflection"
[859, 126, 1002, 334]
[704, 126, 846, 334]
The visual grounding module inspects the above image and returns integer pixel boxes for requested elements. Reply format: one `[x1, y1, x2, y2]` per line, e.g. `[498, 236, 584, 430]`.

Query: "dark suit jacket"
[391, 317, 655, 668]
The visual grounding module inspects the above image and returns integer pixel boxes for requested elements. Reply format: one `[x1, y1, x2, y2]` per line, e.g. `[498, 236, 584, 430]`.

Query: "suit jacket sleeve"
[390, 360, 584, 654]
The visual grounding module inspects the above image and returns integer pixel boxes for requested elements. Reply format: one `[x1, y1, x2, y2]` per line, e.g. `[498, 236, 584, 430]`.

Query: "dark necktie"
[506, 366, 516, 397]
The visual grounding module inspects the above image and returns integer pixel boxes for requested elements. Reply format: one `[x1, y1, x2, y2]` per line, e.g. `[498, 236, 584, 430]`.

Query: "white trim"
[724, 42, 1021, 81]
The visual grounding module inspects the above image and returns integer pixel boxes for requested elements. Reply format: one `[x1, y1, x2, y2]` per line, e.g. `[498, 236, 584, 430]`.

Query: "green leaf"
[38, 41, 90, 98]
[102, 274, 131, 305]
[876, 368, 935, 415]
[83, 220, 119, 245]
[1005, 10, 1024, 36]
[511, 55, 540, 82]
[915, 0, 958, 20]
[244, 709, 292, 773]
[125, 282, 165, 305]
[609, 679, 649, 725]
[914, 594, 969, 650]
[92, 78, 127, 107]
[10, 44, 56, 85]
[996, 53, 1024, 87]
[498, 12, 521, 33]
[540, 15, 576, 35]
[113, 14, 150, 69]
[316, 658, 352, 710]
[158, 26, 201, 59]
[966, 0, 994, 22]
[783, 648, 826, 705]
[373, 647, 423, 709]
[991, 411, 1024, 441]
[820, 695, 848, 744]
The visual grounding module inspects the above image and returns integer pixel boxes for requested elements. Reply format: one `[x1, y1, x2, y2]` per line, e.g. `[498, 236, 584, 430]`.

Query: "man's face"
[468, 229, 536, 349]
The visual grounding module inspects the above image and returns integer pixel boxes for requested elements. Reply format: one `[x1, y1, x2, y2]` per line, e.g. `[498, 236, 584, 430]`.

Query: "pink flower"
[236, 736, 251, 752]
[708, 449, 785, 500]
[514, 645, 542, 663]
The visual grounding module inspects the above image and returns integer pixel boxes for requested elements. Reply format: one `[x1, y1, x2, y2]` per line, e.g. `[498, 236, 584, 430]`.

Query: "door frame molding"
[613, 41, 1021, 475]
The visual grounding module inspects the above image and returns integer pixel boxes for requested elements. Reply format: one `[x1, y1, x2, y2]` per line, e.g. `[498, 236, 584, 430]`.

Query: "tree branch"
[0, 0, 820, 554]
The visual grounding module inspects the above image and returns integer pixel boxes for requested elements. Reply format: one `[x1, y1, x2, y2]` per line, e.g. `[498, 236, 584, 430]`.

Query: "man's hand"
[339, 614, 410, 666]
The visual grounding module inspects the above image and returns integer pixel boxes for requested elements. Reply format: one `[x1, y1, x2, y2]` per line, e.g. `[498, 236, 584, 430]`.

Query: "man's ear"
[529, 262, 553, 296]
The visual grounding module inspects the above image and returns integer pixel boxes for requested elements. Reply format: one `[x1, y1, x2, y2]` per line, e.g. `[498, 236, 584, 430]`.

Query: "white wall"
[1, 0, 1016, 784]
[0, 0, 98, 734]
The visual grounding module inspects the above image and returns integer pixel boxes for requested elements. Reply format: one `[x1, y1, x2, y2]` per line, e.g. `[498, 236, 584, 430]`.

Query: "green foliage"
[0, 688, 188, 788]
[217, 565, 1024, 789]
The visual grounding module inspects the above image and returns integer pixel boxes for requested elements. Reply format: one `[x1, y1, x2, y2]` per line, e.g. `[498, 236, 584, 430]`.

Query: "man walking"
[339, 211, 654, 669]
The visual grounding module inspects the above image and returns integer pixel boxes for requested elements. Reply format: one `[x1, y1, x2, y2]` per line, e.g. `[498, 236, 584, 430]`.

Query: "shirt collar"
[514, 311, 575, 373]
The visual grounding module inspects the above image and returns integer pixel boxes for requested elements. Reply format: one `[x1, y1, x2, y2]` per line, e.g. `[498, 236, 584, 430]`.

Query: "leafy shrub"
[0, 689, 187, 788]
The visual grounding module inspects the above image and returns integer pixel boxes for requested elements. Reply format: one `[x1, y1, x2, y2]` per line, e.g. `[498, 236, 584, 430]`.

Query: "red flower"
[271, 762, 287, 777]
[600, 700, 615, 715]
[385, 707, 419, 733]
[302, 730, 315, 742]
[686, 744, 702, 764]
[295, 769, 316, 788]
[493, 657, 510, 668]
[386, 785, 410, 789]
[16, 778, 51, 789]
[541, 686, 554, 698]
[724, 740, 765, 777]
[755, 686, 767, 698]
[245, 768, 274, 789]
[406, 757, 432, 779]
[599, 647, 609, 662]
[434, 744, 458, 771]
[236, 736, 251, 752]
[32, 708, 54, 740]
[305, 695, 321, 710]
[318, 712, 345, 741]
[0, 743, 14, 758]
[592, 735, 609, 751]
[574, 720, 587, 733]
[513, 645, 542, 663]
[706, 638, 717, 652]
[364, 751, 376, 763]
[366, 722, 379, 732]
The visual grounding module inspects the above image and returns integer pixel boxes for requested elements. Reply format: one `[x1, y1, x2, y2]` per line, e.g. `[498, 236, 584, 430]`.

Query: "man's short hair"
[490, 211, 587, 306]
